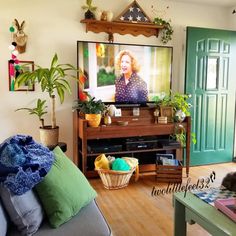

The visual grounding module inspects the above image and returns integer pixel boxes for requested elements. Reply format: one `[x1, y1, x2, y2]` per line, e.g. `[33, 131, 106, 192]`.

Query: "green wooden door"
[185, 27, 236, 165]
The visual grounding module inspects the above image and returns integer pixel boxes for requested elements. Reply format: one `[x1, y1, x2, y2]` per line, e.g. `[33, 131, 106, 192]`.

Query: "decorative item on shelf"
[94, 8, 102, 20]
[106, 11, 113, 22]
[12, 19, 28, 53]
[153, 108, 159, 124]
[107, 104, 117, 116]
[158, 116, 167, 124]
[160, 106, 174, 123]
[153, 17, 173, 44]
[101, 11, 108, 21]
[175, 109, 186, 123]
[82, 0, 97, 19]
[114, 0, 151, 23]
[104, 112, 112, 125]
[15, 53, 78, 147]
[73, 93, 106, 127]
[117, 121, 129, 126]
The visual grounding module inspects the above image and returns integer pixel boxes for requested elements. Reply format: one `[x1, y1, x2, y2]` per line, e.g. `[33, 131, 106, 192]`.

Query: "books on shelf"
[162, 158, 179, 166]
[156, 154, 179, 166]
[214, 198, 236, 222]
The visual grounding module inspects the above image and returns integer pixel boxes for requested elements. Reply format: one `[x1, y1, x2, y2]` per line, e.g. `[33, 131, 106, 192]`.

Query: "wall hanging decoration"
[11, 19, 28, 53]
[8, 59, 34, 91]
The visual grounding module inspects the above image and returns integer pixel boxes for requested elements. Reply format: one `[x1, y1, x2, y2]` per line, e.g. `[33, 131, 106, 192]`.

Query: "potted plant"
[16, 99, 47, 128]
[153, 17, 173, 44]
[82, 0, 97, 19]
[16, 53, 78, 147]
[73, 93, 106, 127]
[153, 92, 192, 121]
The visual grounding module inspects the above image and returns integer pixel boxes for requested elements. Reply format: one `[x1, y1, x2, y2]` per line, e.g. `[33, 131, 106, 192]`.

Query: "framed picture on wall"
[8, 60, 34, 91]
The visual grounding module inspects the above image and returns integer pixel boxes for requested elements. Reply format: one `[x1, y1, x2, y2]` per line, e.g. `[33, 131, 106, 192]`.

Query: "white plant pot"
[39, 126, 59, 148]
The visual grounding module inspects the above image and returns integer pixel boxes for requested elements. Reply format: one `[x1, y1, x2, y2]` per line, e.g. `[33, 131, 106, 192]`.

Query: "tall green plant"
[16, 53, 78, 128]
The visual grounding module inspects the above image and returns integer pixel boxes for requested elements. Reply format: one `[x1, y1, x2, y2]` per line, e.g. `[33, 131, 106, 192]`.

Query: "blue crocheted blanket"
[0, 135, 54, 195]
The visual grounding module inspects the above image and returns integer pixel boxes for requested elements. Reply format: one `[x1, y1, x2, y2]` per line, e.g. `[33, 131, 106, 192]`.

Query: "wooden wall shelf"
[80, 19, 164, 42]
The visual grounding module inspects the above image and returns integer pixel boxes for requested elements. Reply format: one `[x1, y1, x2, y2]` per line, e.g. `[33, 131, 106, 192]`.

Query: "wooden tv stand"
[73, 107, 191, 178]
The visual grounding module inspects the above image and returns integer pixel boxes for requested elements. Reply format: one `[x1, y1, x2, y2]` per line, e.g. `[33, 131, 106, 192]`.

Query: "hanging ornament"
[8, 45, 15, 51]
[9, 26, 15, 32]
[12, 50, 19, 56]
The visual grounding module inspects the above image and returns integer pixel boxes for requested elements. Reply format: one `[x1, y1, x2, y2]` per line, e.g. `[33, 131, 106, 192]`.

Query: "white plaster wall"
[0, 0, 234, 158]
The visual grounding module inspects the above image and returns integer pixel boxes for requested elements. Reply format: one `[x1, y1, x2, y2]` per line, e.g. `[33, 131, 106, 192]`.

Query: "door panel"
[186, 27, 236, 165]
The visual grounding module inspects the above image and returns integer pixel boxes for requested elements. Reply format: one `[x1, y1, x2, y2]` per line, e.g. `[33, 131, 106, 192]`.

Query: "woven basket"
[96, 168, 136, 190]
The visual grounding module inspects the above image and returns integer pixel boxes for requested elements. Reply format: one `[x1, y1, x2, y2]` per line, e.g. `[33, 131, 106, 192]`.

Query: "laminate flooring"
[90, 162, 236, 236]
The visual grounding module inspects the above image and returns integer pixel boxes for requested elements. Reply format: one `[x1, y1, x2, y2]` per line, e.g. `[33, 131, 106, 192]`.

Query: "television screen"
[77, 41, 173, 105]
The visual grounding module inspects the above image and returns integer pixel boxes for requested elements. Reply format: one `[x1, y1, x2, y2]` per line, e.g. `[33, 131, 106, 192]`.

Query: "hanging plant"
[153, 17, 173, 44]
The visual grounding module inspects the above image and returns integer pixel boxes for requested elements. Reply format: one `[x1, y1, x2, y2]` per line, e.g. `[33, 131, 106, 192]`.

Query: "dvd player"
[87, 143, 123, 154]
[126, 136, 158, 150]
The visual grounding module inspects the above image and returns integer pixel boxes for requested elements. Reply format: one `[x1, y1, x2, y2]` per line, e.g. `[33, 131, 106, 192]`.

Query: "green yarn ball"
[112, 158, 130, 171]
[9, 26, 15, 32]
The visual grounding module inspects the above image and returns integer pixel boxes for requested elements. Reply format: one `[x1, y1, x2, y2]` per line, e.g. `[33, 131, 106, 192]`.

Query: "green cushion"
[36, 146, 97, 228]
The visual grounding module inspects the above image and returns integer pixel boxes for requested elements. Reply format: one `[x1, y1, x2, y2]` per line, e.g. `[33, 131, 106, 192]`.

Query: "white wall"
[0, 0, 235, 159]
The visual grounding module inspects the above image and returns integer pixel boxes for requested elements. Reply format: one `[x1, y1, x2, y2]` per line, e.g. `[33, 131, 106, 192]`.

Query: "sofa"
[0, 143, 112, 236]
[5, 200, 112, 236]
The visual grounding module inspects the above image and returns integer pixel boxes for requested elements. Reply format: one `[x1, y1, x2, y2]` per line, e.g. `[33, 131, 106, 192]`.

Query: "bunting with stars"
[114, 0, 152, 23]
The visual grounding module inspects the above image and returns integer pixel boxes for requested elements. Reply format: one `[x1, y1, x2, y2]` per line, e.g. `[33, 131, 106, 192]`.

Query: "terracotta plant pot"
[39, 126, 59, 148]
[85, 114, 101, 127]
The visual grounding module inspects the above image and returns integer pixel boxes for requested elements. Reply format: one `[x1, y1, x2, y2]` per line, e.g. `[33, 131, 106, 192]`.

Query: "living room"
[0, 0, 236, 235]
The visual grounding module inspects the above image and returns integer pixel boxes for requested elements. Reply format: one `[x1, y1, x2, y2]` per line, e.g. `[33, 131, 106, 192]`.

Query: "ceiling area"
[172, 0, 236, 7]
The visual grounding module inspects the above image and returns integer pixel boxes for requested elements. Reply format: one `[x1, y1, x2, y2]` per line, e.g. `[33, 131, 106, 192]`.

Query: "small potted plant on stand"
[16, 53, 79, 147]
[73, 94, 106, 127]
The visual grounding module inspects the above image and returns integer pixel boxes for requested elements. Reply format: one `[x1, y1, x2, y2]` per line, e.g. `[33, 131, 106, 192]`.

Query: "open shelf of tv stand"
[73, 108, 191, 179]
[83, 146, 180, 157]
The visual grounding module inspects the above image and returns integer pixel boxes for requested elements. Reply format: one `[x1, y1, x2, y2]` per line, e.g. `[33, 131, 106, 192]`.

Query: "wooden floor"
[89, 162, 236, 236]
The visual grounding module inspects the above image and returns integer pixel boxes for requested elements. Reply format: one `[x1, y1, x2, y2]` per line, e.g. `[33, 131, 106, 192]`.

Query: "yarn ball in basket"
[94, 154, 110, 170]
[112, 158, 130, 171]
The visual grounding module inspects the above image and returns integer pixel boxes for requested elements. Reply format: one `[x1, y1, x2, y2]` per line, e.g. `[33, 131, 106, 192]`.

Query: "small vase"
[108, 105, 116, 117]
[153, 108, 159, 124]
[175, 110, 186, 122]
[104, 114, 112, 125]
[94, 9, 102, 20]
[106, 11, 113, 22]
[84, 10, 95, 19]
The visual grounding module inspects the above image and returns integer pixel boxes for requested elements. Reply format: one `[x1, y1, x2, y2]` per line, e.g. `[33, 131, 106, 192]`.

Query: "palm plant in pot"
[73, 93, 106, 127]
[16, 53, 78, 147]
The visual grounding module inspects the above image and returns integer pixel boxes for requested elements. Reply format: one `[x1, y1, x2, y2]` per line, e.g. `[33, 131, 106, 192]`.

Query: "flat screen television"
[77, 41, 173, 106]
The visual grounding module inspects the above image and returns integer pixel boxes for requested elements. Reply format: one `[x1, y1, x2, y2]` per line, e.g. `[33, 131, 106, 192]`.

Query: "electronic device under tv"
[77, 40, 173, 106]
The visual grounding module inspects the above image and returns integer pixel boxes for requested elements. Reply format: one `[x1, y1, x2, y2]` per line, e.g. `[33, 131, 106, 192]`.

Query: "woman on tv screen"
[115, 50, 148, 103]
